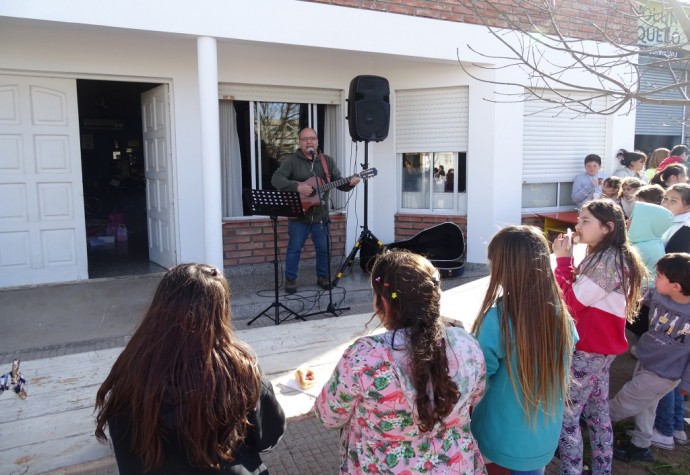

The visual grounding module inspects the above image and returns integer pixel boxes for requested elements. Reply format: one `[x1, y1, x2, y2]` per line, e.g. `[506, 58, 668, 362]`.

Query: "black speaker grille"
[348, 75, 390, 142]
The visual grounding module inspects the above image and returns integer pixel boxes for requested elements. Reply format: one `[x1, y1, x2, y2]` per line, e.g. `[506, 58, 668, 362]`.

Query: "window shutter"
[396, 87, 468, 152]
[635, 61, 685, 136]
[219, 83, 341, 105]
[523, 93, 607, 183]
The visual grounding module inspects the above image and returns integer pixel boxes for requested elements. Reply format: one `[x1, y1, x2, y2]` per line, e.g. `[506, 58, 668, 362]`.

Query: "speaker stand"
[333, 140, 383, 286]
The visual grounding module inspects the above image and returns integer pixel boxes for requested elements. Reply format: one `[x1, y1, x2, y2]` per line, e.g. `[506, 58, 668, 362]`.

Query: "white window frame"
[396, 87, 469, 214]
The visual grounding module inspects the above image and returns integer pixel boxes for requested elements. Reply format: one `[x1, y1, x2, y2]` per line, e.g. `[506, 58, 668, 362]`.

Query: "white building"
[0, 0, 635, 289]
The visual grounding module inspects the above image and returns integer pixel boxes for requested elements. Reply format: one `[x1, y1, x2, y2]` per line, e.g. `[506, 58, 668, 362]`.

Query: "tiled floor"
[87, 240, 166, 279]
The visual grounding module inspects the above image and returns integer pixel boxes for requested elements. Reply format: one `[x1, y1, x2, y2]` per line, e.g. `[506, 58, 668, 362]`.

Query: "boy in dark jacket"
[610, 253, 690, 461]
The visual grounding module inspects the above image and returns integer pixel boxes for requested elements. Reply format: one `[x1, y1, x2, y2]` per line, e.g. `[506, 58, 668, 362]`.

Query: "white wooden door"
[0, 75, 87, 287]
[141, 85, 175, 269]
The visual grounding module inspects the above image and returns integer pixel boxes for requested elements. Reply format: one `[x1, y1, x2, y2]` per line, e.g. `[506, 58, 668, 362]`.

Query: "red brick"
[237, 241, 265, 250]
[226, 235, 251, 244]
[234, 228, 262, 236]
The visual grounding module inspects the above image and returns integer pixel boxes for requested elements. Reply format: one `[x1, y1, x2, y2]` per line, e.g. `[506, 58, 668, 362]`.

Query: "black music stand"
[247, 189, 305, 326]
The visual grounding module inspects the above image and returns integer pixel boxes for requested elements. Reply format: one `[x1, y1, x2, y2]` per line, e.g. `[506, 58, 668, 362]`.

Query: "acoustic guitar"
[299, 168, 377, 212]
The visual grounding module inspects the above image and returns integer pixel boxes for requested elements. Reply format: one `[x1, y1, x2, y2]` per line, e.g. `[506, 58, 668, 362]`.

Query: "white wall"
[0, 0, 638, 270]
[0, 0, 496, 64]
[0, 22, 208, 264]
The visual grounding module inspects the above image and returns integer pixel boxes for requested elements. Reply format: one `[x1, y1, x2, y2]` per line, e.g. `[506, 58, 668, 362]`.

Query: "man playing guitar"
[271, 128, 360, 294]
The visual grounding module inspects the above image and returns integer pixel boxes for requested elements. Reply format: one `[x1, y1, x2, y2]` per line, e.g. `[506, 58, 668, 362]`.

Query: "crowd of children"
[314, 149, 690, 473]
[97, 147, 690, 474]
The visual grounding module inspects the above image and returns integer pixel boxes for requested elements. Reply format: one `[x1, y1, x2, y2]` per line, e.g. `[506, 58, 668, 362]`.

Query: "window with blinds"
[395, 87, 469, 213]
[635, 60, 686, 136]
[396, 87, 469, 153]
[522, 92, 608, 209]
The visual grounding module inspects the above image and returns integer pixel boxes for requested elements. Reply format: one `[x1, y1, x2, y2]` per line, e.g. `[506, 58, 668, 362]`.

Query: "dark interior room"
[77, 79, 165, 278]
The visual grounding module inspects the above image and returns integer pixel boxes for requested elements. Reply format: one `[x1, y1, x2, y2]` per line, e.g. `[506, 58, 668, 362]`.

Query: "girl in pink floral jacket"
[314, 250, 486, 474]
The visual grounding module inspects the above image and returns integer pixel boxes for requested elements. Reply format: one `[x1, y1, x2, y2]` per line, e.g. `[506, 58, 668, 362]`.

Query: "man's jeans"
[655, 386, 685, 436]
[285, 220, 329, 280]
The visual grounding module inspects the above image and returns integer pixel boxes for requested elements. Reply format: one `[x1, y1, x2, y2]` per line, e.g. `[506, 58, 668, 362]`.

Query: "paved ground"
[2, 260, 488, 475]
[6, 261, 690, 475]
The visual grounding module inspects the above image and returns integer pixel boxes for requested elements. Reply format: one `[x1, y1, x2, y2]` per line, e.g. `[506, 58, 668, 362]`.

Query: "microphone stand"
[300, 148, 349, 318]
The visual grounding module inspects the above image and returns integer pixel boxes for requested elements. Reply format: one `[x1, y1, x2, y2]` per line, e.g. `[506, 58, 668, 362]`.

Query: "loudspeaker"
[347, 75, 390, 142]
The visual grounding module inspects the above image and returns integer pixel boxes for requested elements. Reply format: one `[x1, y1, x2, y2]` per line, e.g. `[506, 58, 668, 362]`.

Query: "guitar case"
[384, 222, 466, 278]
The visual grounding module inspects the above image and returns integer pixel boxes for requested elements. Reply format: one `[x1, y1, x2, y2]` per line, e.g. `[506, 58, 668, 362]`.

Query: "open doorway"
[77, 79, 166, 278]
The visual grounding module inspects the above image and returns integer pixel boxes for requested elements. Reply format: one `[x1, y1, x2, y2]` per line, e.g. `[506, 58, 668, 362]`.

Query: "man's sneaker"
[613, 442, 655, 462]
[651, 427, 675, 450]
[285, 279, 297, 294]
[674, 429, 688, 445]
[316, 276, 332, 290]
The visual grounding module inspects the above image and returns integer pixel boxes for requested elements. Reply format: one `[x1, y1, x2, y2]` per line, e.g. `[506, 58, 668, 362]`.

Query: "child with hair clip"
[553, 199, 646, 475]
[613, 149, 649, 183]
[314, 250, 486, 475]
[471, 225, 577, 475]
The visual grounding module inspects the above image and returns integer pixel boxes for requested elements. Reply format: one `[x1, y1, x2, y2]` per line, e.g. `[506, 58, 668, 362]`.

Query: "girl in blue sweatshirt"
[471, 226, 576, 474]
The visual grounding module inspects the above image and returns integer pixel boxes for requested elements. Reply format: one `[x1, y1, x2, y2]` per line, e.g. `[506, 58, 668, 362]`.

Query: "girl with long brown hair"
[553, 200, 645, 474]
[95, 263, 285, 474]
[470, 225, 576, 475]
[314, 250, 486, 474]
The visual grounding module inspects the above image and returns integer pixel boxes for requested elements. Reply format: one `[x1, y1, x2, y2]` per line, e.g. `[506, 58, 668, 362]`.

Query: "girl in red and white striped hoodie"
[553, 199, 646, 475]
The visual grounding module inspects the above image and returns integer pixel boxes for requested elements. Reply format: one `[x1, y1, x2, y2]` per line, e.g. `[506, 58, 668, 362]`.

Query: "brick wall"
[394, 212, 551, 258]
[394, 212, 468, 244]
[222, 213, 347, 268]
[225, 212, 548, 267]
[301, 0, 637, 44]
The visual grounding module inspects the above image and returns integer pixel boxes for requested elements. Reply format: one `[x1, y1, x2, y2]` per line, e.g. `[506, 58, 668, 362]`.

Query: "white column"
[197, 36, 224, 269]
[465, 76, 524, 263]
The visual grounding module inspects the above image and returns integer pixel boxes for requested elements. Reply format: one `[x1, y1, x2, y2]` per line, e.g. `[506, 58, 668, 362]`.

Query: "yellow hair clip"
[391, 292, 398, 299]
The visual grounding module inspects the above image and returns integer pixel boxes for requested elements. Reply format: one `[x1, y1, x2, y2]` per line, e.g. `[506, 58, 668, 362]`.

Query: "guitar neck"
[319, 176, 352, 192]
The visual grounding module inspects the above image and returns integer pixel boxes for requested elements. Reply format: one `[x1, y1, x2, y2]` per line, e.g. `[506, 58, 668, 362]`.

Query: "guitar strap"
[319, 153, 331, 183]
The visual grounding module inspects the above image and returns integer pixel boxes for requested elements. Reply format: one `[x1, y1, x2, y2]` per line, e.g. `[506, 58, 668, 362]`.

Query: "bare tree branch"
[458, 0, 690, 117]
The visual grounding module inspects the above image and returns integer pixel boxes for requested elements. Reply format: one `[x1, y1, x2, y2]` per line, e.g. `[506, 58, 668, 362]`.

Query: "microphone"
[307, 146, 316, 156]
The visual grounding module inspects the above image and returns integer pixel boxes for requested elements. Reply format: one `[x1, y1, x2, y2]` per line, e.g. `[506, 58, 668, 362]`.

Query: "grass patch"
[645, 460, 690, 475]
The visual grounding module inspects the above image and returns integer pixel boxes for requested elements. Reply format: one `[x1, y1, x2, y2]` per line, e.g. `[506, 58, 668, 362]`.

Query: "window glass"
[225, 101, 332, 216]
[522, 183, 558, 208]
[522, 182, 574, 209]
[255, 102, 302, 191]
[401, 152, 466, 212]
[559, 182, 574, 207]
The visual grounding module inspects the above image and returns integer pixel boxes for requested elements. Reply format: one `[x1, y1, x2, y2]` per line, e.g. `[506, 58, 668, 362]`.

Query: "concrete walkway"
[7, 259, 679, 475]
[0, 260, 489, 474]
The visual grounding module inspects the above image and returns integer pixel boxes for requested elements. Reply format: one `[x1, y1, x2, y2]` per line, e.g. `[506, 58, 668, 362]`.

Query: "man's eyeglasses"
[299, 137, 318, 142]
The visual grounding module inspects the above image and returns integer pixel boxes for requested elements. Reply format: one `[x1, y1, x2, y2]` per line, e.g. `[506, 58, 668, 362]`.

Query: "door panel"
[141, 85, 175, 269]
[0, 75, 86, 287]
